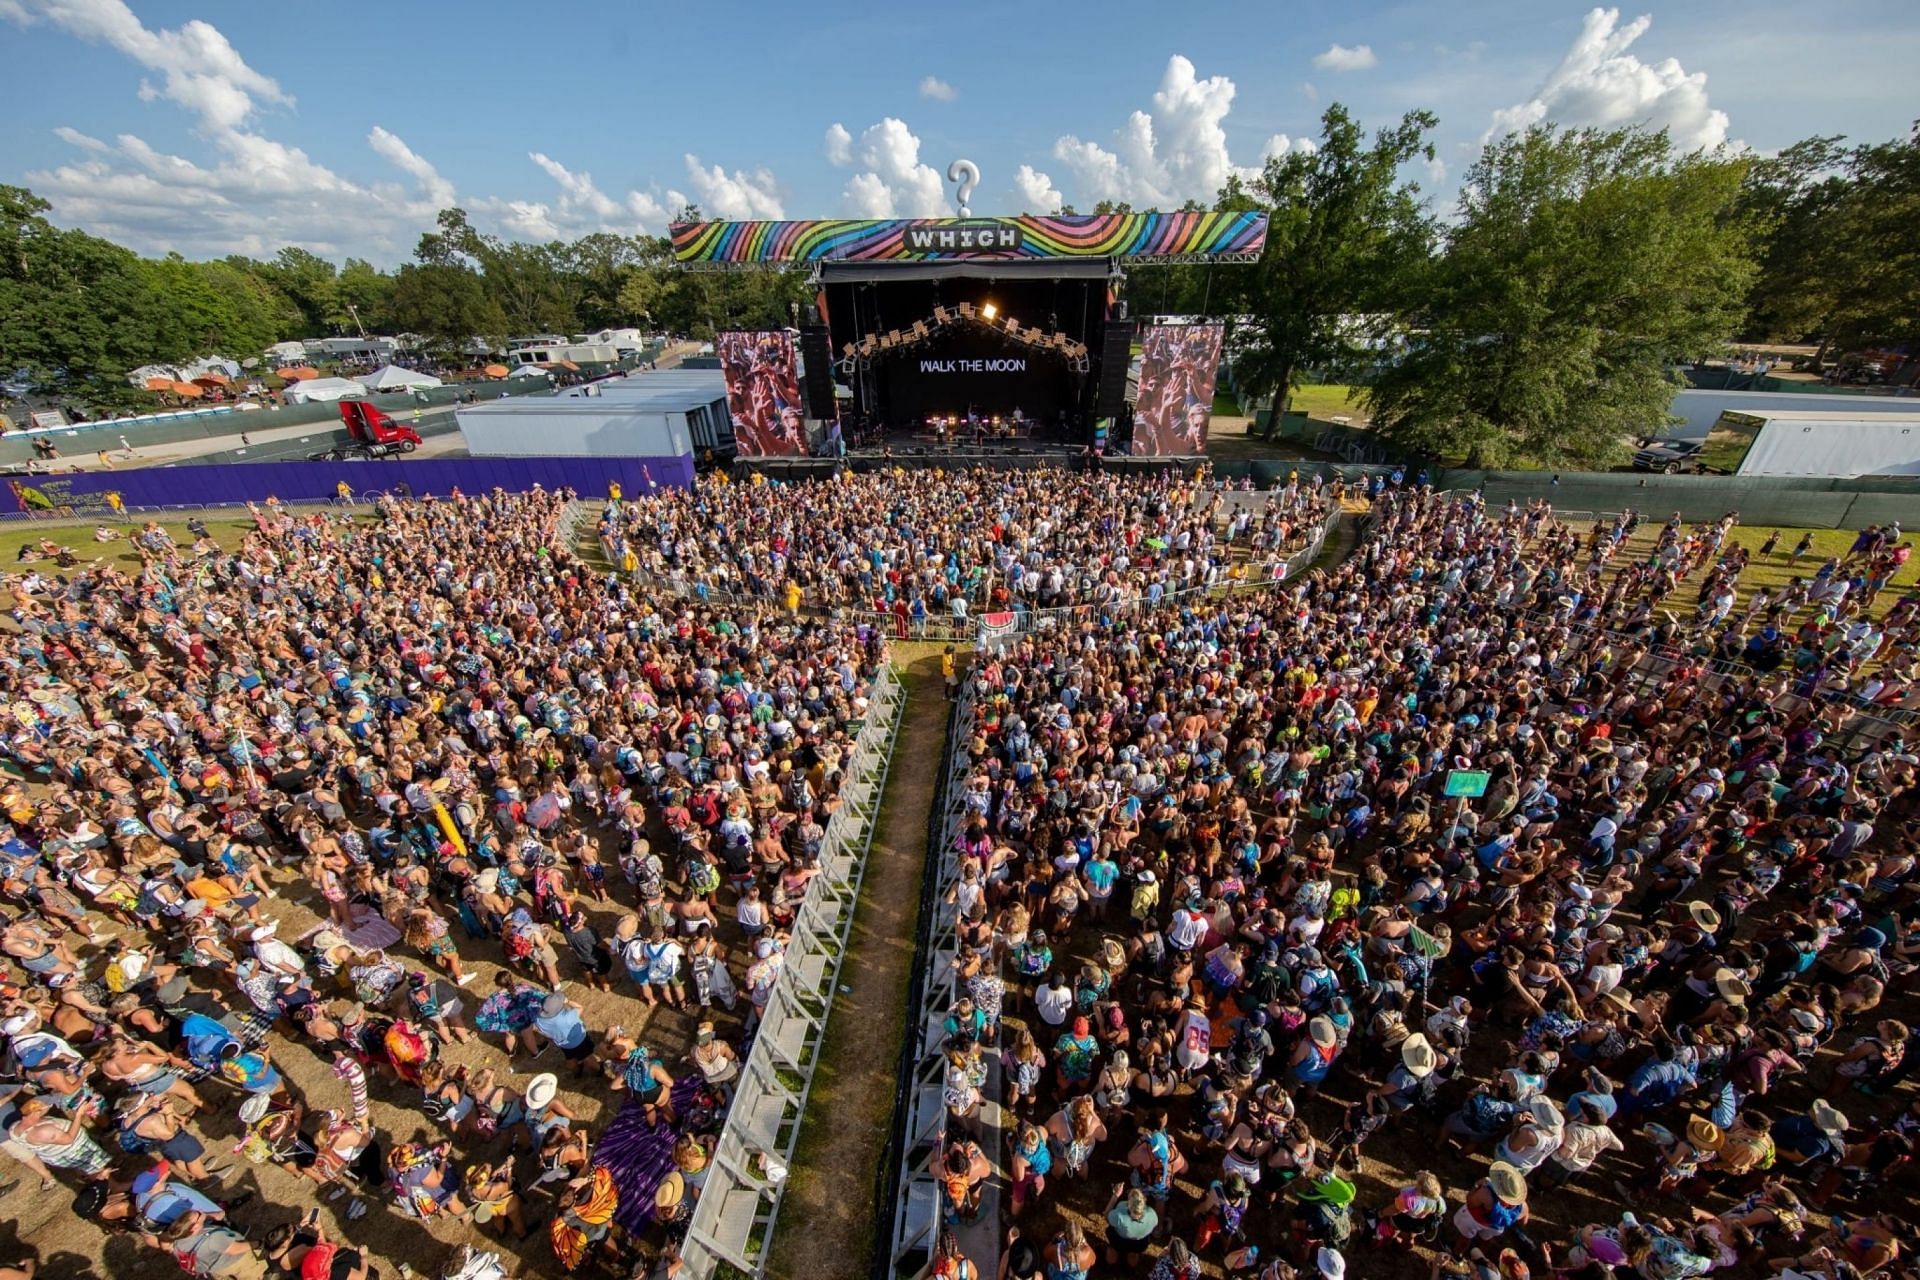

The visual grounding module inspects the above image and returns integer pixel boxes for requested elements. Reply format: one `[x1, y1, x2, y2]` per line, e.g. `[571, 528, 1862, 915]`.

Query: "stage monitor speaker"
[799, 325, 836, 420]
[1096, 319, 1136, 417]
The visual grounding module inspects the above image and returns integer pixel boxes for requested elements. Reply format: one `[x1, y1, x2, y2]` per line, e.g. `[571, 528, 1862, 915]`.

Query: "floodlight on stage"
[981, 303, 998, 320]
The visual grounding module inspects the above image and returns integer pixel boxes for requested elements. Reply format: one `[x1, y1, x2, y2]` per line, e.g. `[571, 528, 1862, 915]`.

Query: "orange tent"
[280, 366, 320, 381]
[170, 381, 204, 398]
[558, 360, 580, 371]
[483, 363, 509, 378]
[144, 377, 173, 391]
[192, 372, 230, 386]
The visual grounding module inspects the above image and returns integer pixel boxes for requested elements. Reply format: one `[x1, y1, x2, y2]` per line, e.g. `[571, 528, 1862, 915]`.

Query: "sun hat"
[1529, 1097, 1563, 1132]
[525, 1073, 559, 1110]
[1400, 1033, 1436, 1079]
[1487, 1161, 1528, 1205]
[1686, 1115, 1723, 1149]
[1686, 901, 1722, 932]
[1308, 1016, 1337, 1048]
[1101, 938, 1127, 969]
[1811, 1099, 1848, 1141]
[654, 1170, 685, 1209]
[1316, 1248, 1345, 1280]
[238, 1093, 272, 1125]
[1712, 968, 1749, 1004]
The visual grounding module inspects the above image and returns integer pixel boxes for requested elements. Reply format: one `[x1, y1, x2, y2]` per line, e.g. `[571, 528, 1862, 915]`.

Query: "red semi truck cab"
[314, 401, 423, 459]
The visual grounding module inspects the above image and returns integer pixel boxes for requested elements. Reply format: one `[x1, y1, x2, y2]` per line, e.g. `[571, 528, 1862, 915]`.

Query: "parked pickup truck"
[1631, 438, 1706, 473]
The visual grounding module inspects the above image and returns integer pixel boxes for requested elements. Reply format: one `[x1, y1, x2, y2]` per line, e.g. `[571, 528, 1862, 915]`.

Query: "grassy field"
[1286, 382, 1365, 420]
[0, 517, 263, 572]
[1595, 522, 1913, 623]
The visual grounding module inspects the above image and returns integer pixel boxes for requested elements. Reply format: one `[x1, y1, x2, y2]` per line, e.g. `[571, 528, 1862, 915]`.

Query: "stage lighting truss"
[836, 308, 1092, 377]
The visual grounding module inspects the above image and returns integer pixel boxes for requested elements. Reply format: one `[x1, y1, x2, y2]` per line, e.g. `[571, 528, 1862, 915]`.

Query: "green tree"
[1731, 136, 1850, 344]
[1209, 104, 1439, 414]
[334, 258, 397, 335]
[1367, 125, 1756, 468]
[390, 263, 507, 353]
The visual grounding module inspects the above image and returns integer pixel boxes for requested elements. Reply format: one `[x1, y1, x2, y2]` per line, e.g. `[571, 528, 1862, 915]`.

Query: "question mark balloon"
[946, 159, 980, 217]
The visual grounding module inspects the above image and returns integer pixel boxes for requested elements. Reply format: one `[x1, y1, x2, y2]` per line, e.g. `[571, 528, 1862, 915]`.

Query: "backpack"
[116, 1121, 158, 1155]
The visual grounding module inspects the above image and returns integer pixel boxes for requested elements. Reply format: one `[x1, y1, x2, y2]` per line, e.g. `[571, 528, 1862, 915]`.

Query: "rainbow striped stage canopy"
[670, 211, 1268, 270]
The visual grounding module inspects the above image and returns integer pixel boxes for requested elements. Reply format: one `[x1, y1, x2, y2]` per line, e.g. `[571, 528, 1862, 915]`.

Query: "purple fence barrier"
[5, 454, 694, 516]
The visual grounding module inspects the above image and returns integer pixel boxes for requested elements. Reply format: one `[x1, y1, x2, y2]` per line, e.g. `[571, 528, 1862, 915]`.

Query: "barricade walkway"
[764, 658, 950, 1280]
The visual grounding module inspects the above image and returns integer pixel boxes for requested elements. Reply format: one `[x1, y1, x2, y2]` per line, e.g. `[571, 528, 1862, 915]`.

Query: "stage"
[667, 211, 1271, 464]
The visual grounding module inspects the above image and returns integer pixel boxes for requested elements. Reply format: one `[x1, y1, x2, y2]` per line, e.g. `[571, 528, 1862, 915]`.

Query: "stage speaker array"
[799, 325, 836, 421]
[1096, 319, 1137, 417]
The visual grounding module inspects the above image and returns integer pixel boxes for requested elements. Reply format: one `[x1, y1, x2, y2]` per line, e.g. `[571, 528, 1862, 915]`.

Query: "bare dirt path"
[772, 654, 948, 1280]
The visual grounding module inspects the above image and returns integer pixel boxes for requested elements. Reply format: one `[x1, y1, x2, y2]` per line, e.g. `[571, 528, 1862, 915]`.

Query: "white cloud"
[1012, 164, 1063, 214]
[369, 126, 456, 210]
[1487, 7, 1730, 151]
[52, 125, 108, 152]
[1313, 43, 1377, 72]
[919, 75, 958, 102]
[1052, 55, 1281, 209]
[20, 0, 290, 132]
[824, 122, 853, 166]
[682, 155, 784, 221]
[836, 117, 948, 218]
[2, 0, 781, 260]
[1298, 81, 1319, 103]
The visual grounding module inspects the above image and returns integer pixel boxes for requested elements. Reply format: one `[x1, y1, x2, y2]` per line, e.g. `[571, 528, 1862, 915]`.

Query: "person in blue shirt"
[533, 992, 601, 1076]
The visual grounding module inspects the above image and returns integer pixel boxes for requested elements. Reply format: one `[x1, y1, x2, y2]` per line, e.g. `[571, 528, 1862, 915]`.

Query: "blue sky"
[3, 0, 1916, 264]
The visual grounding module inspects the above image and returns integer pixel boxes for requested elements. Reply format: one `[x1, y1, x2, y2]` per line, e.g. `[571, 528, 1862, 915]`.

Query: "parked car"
[1631, 438, 1706, 473]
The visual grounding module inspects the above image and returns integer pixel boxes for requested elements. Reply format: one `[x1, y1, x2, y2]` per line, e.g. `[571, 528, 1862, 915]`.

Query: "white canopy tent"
[358, 365, 443, 392]
[284, 377, 367, 405]
[506, 364, 554, 380]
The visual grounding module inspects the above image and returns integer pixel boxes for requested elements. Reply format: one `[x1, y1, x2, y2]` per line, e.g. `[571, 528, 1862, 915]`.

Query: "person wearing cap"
[1493, 1096, 1564, 1174]
[532, 990, 600, 1076]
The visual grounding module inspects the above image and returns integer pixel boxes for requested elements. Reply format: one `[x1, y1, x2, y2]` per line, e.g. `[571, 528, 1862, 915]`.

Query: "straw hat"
[1686, 901, 1722, 932]
[1686, 1115, 1723, 1150]
[1711, 968, 1749, 1005]
[654, 1170, 685, 1210]
[1487, 1162, 1528, 1205]
[1308, 1016, 1337, 1048]
[1101, 938, 1127, 970]
[1811, 1100, 1848, 1141]
[1400, 1033, 1436, 1079]
[525, 1073, 559, 1110]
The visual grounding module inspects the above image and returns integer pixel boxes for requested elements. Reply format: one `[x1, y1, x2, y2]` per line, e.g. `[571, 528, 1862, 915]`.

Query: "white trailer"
[454, 396, 696, 460]
[1724, 409, 1920, 478]
[1666, 388, 1919, 441]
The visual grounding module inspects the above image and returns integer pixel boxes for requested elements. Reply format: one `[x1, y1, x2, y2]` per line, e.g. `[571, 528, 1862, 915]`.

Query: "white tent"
[359, 365, 443, 392]
[284, 377, 367, 405]
[507, 364, 553, 380]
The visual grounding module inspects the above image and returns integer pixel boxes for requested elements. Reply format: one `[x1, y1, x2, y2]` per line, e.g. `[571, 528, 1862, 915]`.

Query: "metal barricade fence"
[885, 674, 980, 1274]
[679, 665, 907, 1280]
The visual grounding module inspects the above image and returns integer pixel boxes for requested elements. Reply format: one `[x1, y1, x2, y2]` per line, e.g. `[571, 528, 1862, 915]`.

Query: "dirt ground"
[770, 654, 946, 1280]
[0, 664, 916, 1280]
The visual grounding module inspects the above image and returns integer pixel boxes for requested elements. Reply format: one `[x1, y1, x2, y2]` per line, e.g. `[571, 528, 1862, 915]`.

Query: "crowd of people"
[2, 460, 1917, 1280]
[933, 485, 1920, 1280]
[0, 486, 888, 1278]
[595, 468, 1336, 627]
